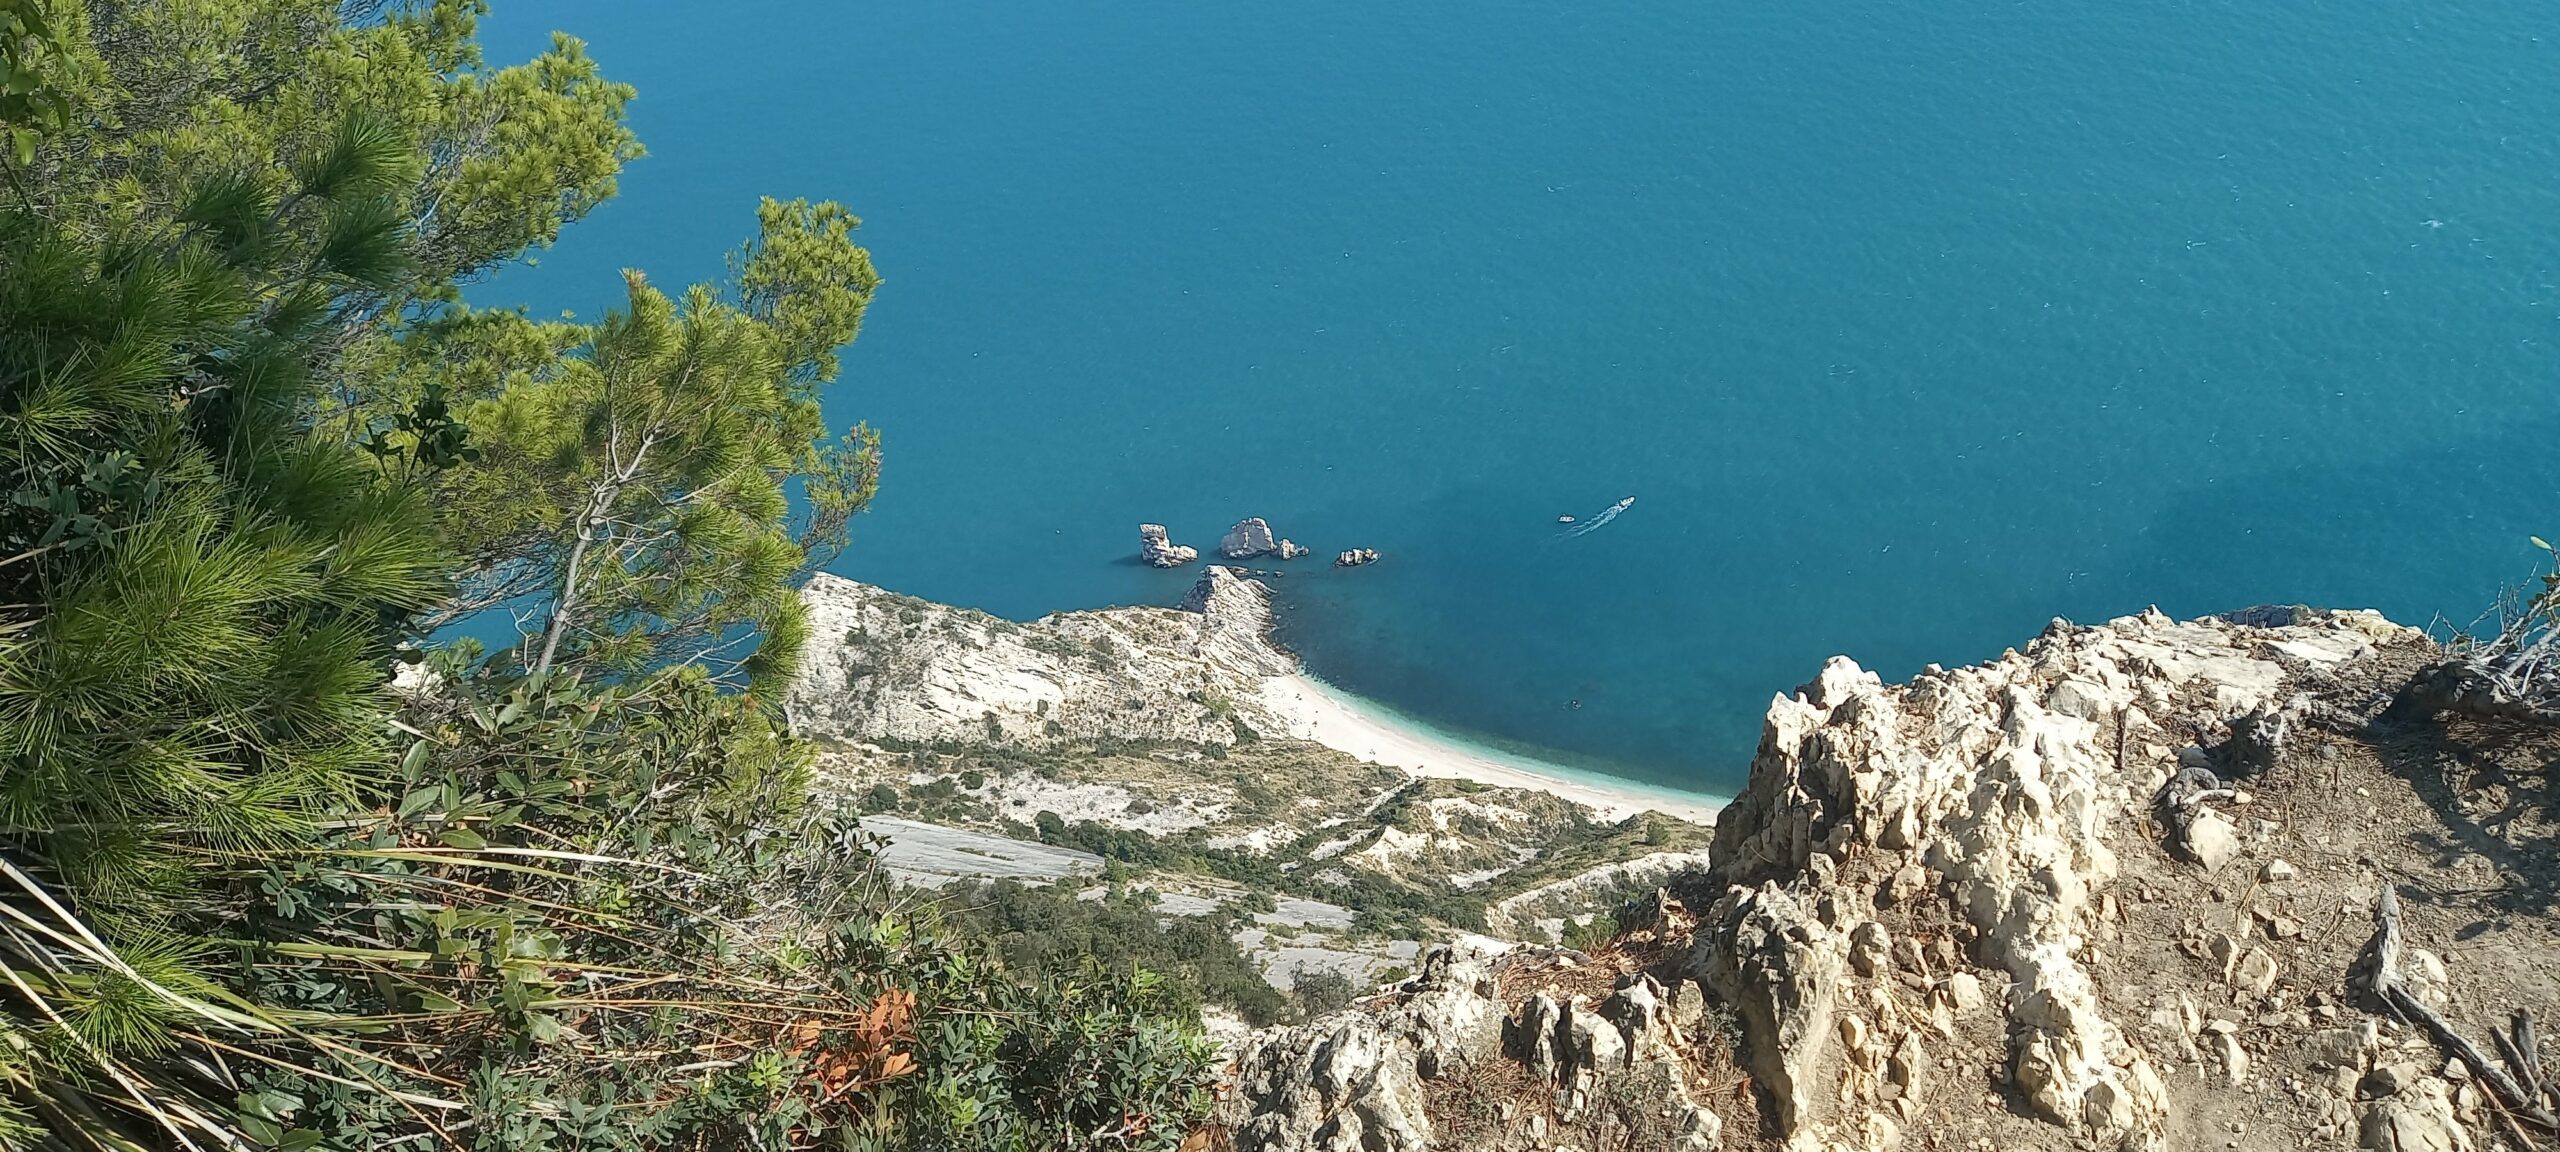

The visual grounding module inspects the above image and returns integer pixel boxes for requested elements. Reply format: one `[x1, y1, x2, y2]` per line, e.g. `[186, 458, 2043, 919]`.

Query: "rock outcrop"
[1278, 539, 1311, 560]
[1687, 606, 2424, 1151]
[1335, 547, 1380, 568]
[1138, 523, 1198, 567]
[787, 567, 1294, 747]
[1222, 517, 1281, 559]
[1223, 605, 2560, 1152]
[1223, 942, 1723, 1151]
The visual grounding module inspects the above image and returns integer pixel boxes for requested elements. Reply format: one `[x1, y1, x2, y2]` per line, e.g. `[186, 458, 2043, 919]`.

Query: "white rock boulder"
[1222, 517, 1281, 558]
[1138, 523, 1198, 567]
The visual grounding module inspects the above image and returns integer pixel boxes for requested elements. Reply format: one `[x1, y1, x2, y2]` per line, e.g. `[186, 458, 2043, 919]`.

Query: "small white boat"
[1557, 515, 1576, 524]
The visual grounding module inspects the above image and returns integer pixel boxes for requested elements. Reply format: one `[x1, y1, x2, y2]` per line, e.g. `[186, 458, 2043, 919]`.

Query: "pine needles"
[0, 5, 1220, 1148]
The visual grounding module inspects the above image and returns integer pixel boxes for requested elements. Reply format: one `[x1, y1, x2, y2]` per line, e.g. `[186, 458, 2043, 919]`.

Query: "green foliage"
[0, 0, 69, 165]
[396, 199, 882, 690]
[1023, 809, 1492, 936]
[30, 0, 641, 289]
[0, 2, 1216, 1149]
[1561, 911, 1622, 954]
[942, 879, 1288, 1028]
[228, 665, 1216, 1152]
[0, 111, 446, 919]
[1287, 968, 1358, 1019]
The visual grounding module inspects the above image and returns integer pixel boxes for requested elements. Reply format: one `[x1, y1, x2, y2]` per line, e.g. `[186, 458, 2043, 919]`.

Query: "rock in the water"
[1277, 539, 1311, 560]
[1221, 517, 1281, 559]
[1137, 523, 1198, 568]
[1335, 547, 1381, 568]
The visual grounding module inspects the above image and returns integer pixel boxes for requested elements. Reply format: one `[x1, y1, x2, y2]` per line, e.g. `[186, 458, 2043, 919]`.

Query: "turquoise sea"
[481, 0, 2560, 796]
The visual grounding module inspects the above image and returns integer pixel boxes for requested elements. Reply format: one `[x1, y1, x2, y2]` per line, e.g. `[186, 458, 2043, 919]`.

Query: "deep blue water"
[479, 0, 2560, 794]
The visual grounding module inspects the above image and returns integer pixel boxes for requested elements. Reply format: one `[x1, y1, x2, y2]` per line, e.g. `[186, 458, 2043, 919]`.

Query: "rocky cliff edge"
[1218, 605, 2560, 1152]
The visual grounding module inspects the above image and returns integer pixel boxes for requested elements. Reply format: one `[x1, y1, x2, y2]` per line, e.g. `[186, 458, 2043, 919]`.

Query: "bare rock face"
[787, 567, 1294, 747]
[1218, 604, 2490, 1152]
[1277, 539, 1311, 560]
[1688, 606, 2425, 1152]
[1137, 523, 1198, 567]
[1335, 547, 1380, 568]
[1221, 517, 1281, 559]
[1224, 944, 1722, 1152]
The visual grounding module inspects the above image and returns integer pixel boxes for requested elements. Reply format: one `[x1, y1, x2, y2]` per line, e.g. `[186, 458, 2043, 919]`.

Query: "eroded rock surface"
[1222, 517, 1281, 559]
[787, 566, 1292, 746]
[1226, 605, 2560, 1152]
[1139, 522, 1198, 567]
[1224, 942, 1723, 1151]
[1677, 606, 2466, 1152]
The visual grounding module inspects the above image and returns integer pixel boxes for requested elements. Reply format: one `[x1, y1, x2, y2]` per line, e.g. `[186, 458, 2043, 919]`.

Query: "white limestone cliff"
[1218, 605, 2514, 1152]
[786, 566, 1292, 747]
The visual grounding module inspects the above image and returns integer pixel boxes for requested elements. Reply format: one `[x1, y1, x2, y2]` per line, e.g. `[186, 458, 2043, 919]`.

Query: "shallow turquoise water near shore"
[481, 0, 2560, 794]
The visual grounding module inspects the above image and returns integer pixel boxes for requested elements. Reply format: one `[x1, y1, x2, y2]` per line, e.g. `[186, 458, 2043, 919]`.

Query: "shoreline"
[1255, 672, 1725, 827]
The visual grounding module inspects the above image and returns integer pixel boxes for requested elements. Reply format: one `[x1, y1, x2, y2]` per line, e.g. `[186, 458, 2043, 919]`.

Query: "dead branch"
[2408, 566, 2560, 725]
[2154, 765, 2226, 810]
[2493, 1016, 2540, 1102]
[2403, 659, 2560, 725]
[2351, 886, 2558, 1130]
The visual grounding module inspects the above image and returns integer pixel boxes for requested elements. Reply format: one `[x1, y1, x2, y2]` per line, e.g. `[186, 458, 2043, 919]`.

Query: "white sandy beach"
[1257, 673, 1724, 827]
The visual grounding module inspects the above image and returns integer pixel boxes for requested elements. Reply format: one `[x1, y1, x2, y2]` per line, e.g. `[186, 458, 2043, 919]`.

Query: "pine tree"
[0, 110, 446, 915]
[0, 4, 1216, 1148]
[397, 197, 884, 691]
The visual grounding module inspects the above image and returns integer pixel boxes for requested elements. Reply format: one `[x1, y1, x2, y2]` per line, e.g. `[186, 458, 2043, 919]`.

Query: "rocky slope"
[787, 569, 1719, 1007]
[1217, 605, 2560, 1152]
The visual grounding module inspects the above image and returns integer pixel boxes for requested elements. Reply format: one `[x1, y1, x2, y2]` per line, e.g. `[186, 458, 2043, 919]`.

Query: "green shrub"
[1288, 969, 1360, 1019]
[940, 880, 1288, 1027]
[0, 3, 1224, 1146]
[1563, 910, 1623, 953]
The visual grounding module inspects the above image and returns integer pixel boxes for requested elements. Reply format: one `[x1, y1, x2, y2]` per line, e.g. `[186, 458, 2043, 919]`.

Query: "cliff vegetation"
[0, 3, 1212, 1149]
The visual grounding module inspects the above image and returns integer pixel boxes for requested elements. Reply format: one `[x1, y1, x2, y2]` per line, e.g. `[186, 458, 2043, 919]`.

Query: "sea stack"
[1334, 547, 1380, 568]
[1277, 539, 1311, 560]
[1137, 523, 1198, 567]
[1220, 517, 1280, 559]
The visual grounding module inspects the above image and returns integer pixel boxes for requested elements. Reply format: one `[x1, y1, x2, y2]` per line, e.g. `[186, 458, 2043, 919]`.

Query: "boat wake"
[1558, 496, 1635, 539]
